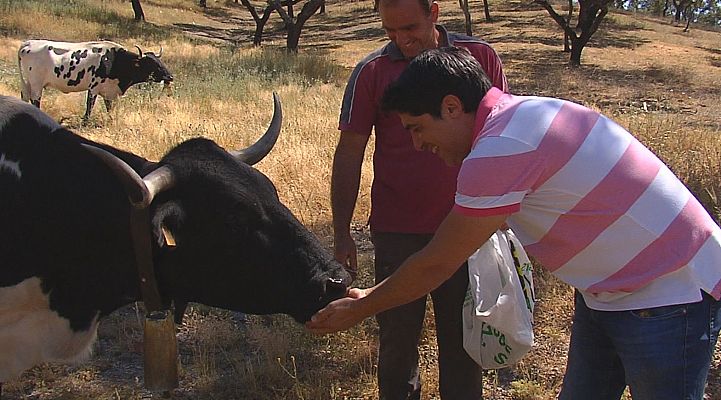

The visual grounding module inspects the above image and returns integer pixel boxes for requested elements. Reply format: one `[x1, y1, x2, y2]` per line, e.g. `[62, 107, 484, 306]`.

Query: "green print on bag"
[509, 239, 535, 312]
[480, 321, 513, 365]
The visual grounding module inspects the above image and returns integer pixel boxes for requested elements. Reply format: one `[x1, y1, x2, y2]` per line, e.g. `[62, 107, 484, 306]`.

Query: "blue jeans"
[559, 290, 721, 400]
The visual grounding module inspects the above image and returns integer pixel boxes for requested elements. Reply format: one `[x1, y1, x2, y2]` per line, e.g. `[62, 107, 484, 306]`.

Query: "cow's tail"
[17, 42, 30, 102]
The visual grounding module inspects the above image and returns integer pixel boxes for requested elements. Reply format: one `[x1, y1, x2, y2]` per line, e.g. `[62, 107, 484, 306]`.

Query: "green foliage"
[697, 0, 721, 25]
[613, 0, 721, 25]
[236, 48, 347, 86]
[171, 47, 346, 102]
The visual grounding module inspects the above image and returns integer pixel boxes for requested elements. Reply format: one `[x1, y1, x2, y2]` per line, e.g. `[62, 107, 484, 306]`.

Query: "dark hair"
[375, 0, 432, 15]
[381, 46, 492, 118]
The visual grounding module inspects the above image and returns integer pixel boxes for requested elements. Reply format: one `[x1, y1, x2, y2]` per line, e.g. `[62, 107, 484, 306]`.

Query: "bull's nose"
[325, 277, 347, 299]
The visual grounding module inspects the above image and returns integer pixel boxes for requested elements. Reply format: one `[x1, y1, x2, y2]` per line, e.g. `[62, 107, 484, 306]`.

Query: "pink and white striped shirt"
[455, 87, 721, 311]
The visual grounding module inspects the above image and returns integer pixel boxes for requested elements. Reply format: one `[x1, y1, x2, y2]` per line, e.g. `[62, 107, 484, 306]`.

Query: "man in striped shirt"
[309, 47, 721, 399]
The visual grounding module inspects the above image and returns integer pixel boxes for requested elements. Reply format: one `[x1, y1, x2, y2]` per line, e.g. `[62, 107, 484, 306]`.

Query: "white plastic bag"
[462, 229, 535, 369]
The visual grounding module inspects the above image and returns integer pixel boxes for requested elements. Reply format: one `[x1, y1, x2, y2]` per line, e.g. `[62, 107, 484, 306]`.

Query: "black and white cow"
[0, 94, 351, 388]
[18, 40, 173, 121]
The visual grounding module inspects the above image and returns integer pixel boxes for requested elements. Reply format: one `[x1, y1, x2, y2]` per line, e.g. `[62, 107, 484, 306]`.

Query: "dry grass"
[1, 0, 720, 398]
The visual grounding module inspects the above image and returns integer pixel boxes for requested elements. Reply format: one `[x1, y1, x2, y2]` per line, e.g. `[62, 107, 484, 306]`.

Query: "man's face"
[399, 111, 470, 167]
[379, 0, 439, 59]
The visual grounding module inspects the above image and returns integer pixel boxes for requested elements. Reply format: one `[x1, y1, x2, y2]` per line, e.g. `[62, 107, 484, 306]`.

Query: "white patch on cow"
[0, 277, 99, 382]
[94, 78, 123, 100]
[0, 153, 22, 180]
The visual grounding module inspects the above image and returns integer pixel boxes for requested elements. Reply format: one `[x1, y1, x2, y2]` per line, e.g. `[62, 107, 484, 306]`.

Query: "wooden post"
[143, 310, 179, 392]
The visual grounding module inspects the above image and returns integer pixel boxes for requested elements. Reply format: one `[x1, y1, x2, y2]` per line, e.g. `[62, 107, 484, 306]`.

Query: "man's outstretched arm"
[307, 210, 508, 334]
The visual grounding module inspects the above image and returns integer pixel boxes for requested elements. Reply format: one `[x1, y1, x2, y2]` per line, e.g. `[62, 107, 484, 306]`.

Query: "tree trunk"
[241, 0, 275, 46]
[483, 0, 492, 21]
[458, 0, 473, 35]
[253, 6, 274, 46]
[273, 0, 325, 52]
[131, 0, 145, 21]
[287, 25, 301, 52]
[534, 0, 611, 66]
[674, 5, 683, 22]
[569, 39, 583, 65]
[564, 0, 573, 52]
[683, 5, 693, 30]
[672, 0, 686, 22]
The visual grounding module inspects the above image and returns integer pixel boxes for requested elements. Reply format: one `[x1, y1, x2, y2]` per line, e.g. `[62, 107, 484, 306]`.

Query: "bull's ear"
[152, 202, 185, 249]
[100, 50, 115, 77]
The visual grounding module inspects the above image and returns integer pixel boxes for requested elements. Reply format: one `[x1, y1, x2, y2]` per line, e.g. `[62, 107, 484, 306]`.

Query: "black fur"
[0, 95, 350, 338]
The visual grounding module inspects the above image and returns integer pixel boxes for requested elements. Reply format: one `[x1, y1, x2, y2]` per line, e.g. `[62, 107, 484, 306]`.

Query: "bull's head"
[84, 94, 351, 323]
[135, 45, 173, 85]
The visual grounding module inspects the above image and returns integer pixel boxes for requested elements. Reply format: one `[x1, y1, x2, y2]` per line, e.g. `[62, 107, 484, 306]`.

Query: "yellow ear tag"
[161, 226, 177, 247]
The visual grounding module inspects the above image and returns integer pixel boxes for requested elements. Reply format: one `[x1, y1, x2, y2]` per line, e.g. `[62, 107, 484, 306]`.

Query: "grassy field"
[1, 0, 720, 398]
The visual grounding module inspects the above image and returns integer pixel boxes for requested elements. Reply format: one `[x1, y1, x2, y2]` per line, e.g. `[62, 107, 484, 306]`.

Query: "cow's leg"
[83, 91, 97, 122]
[28, 80, 43, 108]
[104, 98, 113, 113]
[28, 86, 41, 107]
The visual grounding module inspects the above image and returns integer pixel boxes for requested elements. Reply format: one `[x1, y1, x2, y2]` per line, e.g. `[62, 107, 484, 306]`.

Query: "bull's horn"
[158, 45, 163, 58]
[82, 145, 175, 208]
[135, 45, 143, 56]
[141, 165, 176, 204]
[230, 92, 282, 165]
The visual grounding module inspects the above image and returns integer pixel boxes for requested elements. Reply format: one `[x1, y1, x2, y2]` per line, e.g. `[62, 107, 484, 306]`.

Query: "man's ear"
[441, 95, 464, 119]
[430, 1, 439, 22]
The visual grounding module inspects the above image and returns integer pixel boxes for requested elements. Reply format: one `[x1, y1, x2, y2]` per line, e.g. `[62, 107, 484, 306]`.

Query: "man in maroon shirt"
[331, 0, 507, 398]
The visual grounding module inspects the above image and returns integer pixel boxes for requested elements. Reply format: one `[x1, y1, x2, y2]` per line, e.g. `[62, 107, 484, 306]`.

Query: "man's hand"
[334, 233, 358, 281]
[305, 288, 368, 334]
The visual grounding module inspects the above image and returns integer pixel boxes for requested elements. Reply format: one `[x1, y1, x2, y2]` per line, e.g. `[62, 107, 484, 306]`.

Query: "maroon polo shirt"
[339, 25, 508, 234]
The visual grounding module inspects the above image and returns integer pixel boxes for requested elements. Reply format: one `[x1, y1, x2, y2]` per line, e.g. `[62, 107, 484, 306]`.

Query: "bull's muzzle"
[324, 277, 348, 301]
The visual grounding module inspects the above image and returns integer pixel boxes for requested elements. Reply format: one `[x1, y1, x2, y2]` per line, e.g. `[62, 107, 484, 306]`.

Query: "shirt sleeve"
[455, 136, 544, 215]
[466, 44, 508, 93]
[338, 61, 376, 136]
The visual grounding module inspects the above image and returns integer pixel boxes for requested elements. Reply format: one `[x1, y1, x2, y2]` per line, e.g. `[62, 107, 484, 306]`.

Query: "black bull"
[0, 94, 351, 382]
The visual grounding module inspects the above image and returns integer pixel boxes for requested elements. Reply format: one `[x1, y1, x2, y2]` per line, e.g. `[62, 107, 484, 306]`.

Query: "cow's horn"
[82, 145, 175, 208]
[158, 45, 163, 58]
[135, 45, 143, 56]
[142, 165, 176, 204]
[230, 92, 282, 165]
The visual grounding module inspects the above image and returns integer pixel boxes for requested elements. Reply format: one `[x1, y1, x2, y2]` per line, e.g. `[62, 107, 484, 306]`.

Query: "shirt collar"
[387, 24, 449, 61]
[472, 87, 504, 143]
